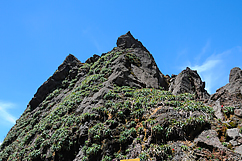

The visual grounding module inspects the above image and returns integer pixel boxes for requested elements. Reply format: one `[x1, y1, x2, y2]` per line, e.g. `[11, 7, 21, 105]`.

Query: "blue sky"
[1, 1, 242, 144]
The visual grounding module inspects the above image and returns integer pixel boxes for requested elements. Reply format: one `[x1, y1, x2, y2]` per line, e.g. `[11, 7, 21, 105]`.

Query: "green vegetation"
[125, 53, 141, 67]
[0, 48, 221, 161]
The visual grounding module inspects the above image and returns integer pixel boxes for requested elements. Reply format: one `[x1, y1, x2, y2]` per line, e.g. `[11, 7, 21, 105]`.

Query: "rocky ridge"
[0, 32, 242, 161]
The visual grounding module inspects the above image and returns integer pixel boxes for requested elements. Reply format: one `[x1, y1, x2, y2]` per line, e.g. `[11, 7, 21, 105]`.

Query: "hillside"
[1, 32, 242, 161]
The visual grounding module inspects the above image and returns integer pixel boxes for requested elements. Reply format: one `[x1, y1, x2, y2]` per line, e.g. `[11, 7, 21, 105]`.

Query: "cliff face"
[1, 32, 242, 161]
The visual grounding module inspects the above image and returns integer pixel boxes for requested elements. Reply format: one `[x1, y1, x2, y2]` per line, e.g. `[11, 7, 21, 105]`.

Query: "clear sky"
[1, 1, 242, 144]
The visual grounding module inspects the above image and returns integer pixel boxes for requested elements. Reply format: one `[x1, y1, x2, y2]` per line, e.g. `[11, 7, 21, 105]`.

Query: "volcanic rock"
[85, 54, 100, 64]
[28, 54, 82, 110]
[108, 32, 168, 89]
[209, 67, 242, 107]
[2, 32, 242, 161]
[169, 67, 210, 100]
[116, 31, 148, 52]
[213, 99, 225, 120]
[194, 130, 224, 150]
[235, 145, 242, 155]
[229, 67, 242, 83]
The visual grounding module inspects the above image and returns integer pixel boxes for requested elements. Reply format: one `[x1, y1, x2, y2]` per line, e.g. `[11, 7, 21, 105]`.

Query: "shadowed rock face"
[107, 31, 169, 89]
[29, 32, 169, 112]
[169, 67, 210, 100]
[85, 54, 100, 64]
[116, 31, 149, 52]
[28, 54, 82, 110]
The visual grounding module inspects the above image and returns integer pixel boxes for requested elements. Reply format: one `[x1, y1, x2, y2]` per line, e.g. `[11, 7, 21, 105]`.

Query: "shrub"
[28, 150, 40, 159]
[125, 53, 141, 67]
[104, 91, 120, 100]
[86, 144, 101, 157]
[152, 124, 163, 134]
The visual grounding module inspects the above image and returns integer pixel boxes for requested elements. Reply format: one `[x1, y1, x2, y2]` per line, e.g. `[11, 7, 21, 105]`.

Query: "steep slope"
[0, 32, 242, 161]
[29, 54, 83, 110]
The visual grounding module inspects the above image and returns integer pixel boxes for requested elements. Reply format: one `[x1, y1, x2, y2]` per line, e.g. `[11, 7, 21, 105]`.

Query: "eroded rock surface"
[1, 32, 242, 161]
[194, 130, 224, 150]
[209, 67, 242, 107]
[116, 31, 148, 52]
[28, 54, 82, 110]
[169, 67, 210, 100]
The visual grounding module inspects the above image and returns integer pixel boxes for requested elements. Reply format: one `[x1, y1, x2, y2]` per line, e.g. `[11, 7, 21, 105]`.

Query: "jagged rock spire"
[209, 67, 242, 107]
[169, 67, 210, 100]
[116, 31, 148, 52]
[229, 67, 242, 83]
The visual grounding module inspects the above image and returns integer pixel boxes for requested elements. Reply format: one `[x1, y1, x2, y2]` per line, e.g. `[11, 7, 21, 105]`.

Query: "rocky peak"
[229, 67, 242, 83]
[85, 54, 100, 64]
[108, 32, 168, 89]
[116, 31, 148, 52]
[28, 54, 82, 110]
[209, 67, 242, 107]
[3, 33, 242, 161]
[169, 67, 210, 100]
[62, 54, 81, 65]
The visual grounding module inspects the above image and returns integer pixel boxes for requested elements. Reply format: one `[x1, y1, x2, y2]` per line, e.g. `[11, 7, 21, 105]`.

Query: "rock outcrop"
[230, 67, 242, 83]
[209, 67, 242, 107]
[29, 54, 82, 110]
[85, 54, 100, 64]
[116, 31, 148, 52]
[194, 130, 224, 150]
[1, 32, 242, 161]
[169, 67, 210, 100]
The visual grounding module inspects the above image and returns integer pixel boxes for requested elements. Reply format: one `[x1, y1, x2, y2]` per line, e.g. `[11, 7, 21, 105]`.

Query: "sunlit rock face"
[169, 67, 210, 100]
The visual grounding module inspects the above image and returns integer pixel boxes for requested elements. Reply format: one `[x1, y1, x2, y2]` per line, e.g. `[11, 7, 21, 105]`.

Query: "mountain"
[1, 32, 242, 161]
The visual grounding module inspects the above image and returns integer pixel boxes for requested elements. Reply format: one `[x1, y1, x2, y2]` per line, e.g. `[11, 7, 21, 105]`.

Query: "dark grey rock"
[194, 130, 224, 150]
[209, 67, 242, 107]
[85, 54, 100, 64]
[169, 67, 210, 100]
[28, 54, 82, 110]
[116, 31, 148, 52]
[107, 47, 168, 89]
[235, 109, 242, 117]
[229, 67, 242, 83]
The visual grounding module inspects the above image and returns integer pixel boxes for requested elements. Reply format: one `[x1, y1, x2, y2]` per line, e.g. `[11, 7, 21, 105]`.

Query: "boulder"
[226, 128, 240, 140]
[213, 99, 225, 121]
[235, 145, 242, 155]
[194, 130, 224, 150]
[229, 140, 238, 146]
[235, 109, 242, 117]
